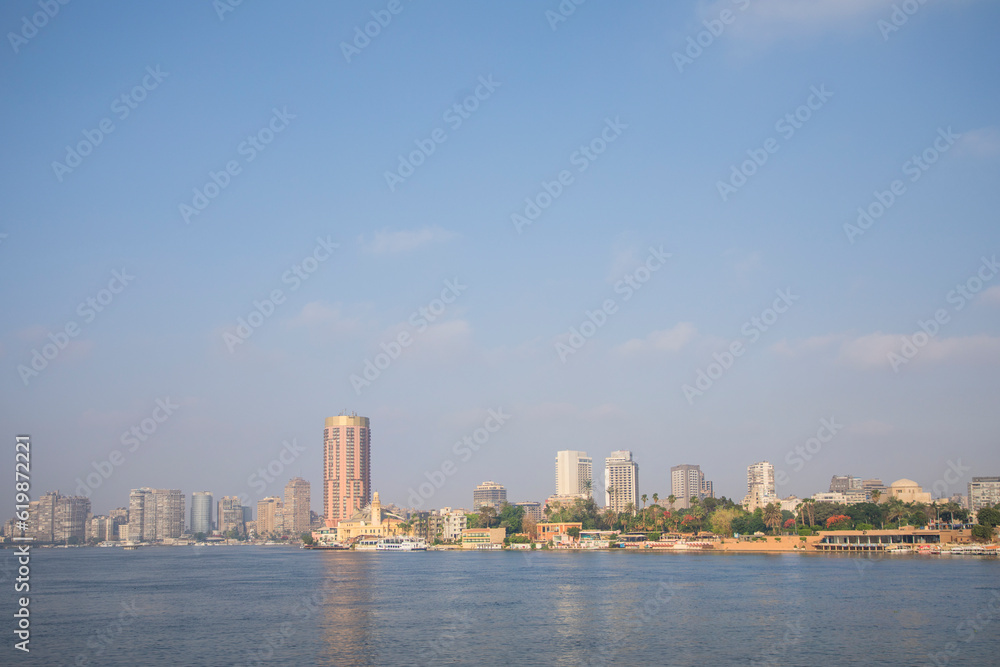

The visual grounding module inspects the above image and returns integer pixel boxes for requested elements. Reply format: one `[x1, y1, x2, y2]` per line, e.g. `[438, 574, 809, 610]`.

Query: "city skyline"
[2, 1, 999, 518]
[31, 443, 993, 523]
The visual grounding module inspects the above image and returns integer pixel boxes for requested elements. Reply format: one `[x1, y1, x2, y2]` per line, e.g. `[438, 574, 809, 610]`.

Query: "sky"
[1, 0, 998, 518]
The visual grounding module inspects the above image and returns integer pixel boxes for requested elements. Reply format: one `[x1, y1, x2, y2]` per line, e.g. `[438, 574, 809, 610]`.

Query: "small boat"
[354, 538, 380, 551]
[303, 543, 349, 550]
[375, 536, 428, 551]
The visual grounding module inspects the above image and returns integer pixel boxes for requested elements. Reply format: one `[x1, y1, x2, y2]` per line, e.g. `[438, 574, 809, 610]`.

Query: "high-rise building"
[128, 488, 154, 542]
[473, 481, 507, 512]
[324, 414, 371, 527]
[127, 488, 183, 541]
[55, 495, 91, 543]
[515, 501, 543, 523]
[670, 465, 712, 510]
[830, 475, 864, 493]
[555, 450, 593, 499]
[29, 491, 59, 543]
[257, 497, 282, 535]
[968, 476, 1000, 514]
[154, 489, 185, 539]
[108, 507, 128, 541]
[605, 451, 639, 513]
[191, 491, 213, 534]
[218, 496, 245, 535]
[284, 477, 311, 535]
[743, 462, 777, 511]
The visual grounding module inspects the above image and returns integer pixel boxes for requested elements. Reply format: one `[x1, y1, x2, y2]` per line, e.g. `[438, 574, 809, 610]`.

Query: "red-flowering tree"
[826, 514, 852, 530]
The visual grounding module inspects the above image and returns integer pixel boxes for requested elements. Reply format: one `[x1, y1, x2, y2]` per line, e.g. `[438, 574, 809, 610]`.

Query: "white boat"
[375, 536, 427, 551]
[354, 538, 380, 551]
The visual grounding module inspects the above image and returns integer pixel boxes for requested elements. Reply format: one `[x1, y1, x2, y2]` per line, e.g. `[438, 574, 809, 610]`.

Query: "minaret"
[371, 491, 381, 527]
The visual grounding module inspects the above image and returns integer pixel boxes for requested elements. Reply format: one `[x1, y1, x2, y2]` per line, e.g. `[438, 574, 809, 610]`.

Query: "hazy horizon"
[2, 1, 999, 518]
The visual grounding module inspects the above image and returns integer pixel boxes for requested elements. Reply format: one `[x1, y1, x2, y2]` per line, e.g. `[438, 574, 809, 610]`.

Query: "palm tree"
[885, 499, 904, 529]
[801, 498, 815, 527]
[763, 503, 782, 535]
[641, 494, 647, 510]
[667, 495, 676, 512]
[583, 478, 593, 499]
[652, 493, 659, 507]
[691, 504, 706, 535]
[870, 489, 882, 505]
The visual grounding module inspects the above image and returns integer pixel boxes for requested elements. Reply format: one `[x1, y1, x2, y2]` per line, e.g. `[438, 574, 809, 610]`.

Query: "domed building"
[333, 491, 407, 543]
[887, 478, 932, 504]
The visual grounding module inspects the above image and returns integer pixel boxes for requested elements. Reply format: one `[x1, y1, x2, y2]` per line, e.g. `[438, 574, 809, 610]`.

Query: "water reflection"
[317, 553, 377, 666]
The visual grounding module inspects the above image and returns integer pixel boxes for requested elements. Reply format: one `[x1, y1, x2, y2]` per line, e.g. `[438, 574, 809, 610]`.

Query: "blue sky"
[1, 0, 998, 516]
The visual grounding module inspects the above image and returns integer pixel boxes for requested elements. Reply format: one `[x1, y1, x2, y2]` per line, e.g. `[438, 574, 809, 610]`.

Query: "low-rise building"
[441, 510, 469, 542]
[335, 492, 407, 543]
[537, 522, 583, 545]
[969, 477, 1000, 514]
[461, 527, 505, 549]
[887, 479, 932, 504]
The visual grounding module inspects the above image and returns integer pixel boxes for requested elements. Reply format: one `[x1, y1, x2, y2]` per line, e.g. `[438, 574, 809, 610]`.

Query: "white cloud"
[359, 226, 455, 255]
[981, 285, 1000, 305]
[615, 322, 698, 355]
[287, 301, 363, 334]
[954, 126, 1000, 158]
[771, 334, 843, 357]
[702, 0, 931, 44]
[606, 245, 643, 284]
[772, 331, 1000, 369]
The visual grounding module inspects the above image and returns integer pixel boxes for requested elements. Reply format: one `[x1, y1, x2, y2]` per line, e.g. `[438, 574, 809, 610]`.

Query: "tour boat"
[375, 536, 428, 551]
[354, 538, 380, 551]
